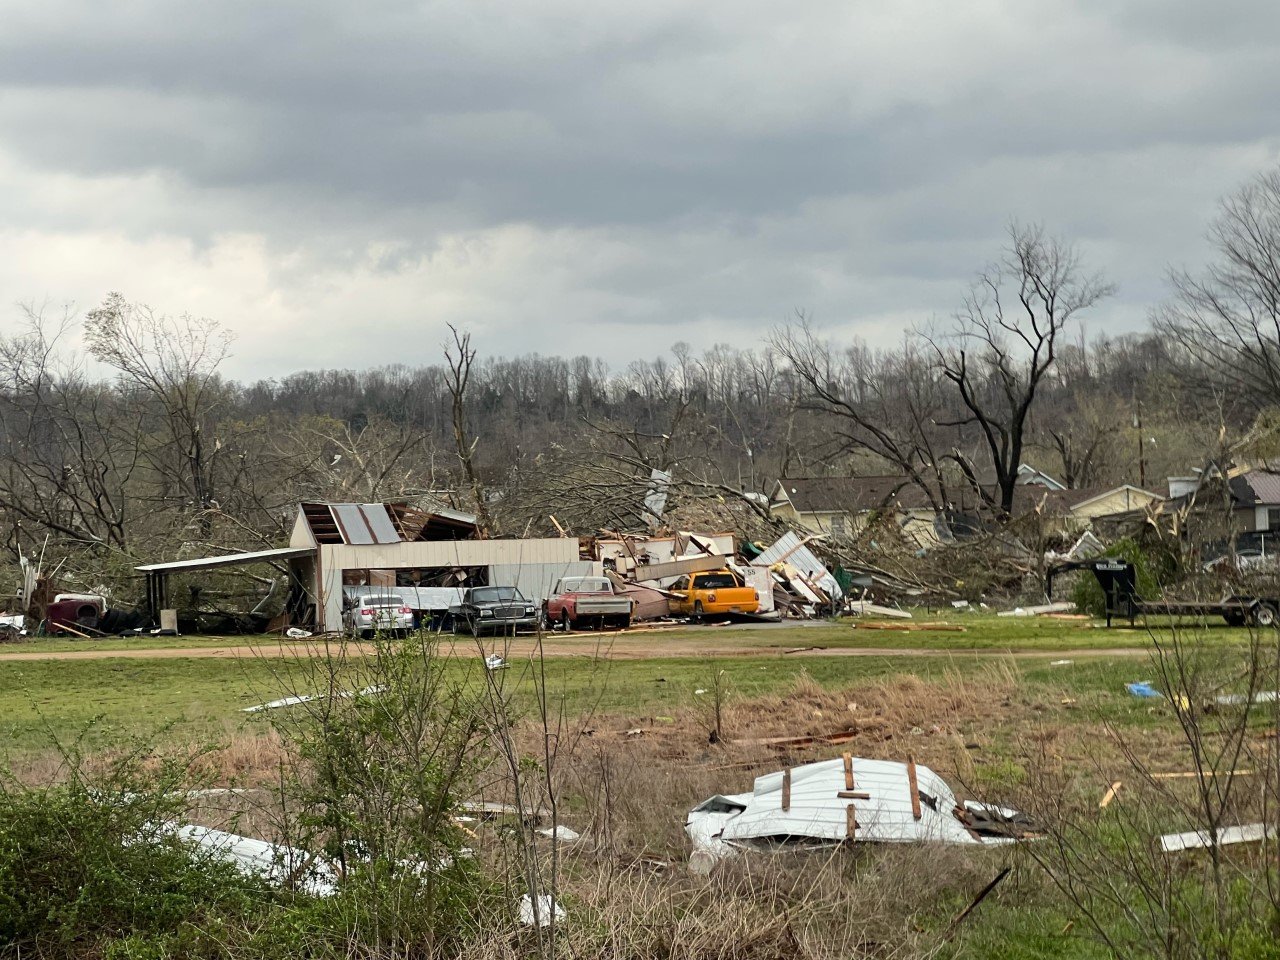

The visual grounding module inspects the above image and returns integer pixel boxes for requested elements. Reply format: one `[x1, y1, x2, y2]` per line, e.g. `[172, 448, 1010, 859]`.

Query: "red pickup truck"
[545, 577, 634, 630]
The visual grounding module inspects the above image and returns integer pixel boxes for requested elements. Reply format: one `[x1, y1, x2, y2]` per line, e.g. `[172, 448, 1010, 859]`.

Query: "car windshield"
[362, 595, 405, 607]
[471, 587, 521, 603]
[697, 573, 739, 589]
[560, 578, 611, 593]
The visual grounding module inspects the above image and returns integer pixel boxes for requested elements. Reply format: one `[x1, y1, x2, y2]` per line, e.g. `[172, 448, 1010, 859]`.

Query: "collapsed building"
[138, 502, 598, 633]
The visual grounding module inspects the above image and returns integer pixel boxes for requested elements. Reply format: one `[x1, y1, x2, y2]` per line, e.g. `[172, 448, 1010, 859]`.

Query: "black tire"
[561, 610, 572, 633]
[1252, 603, 1277, 628]
[1225, 613, 1247, 627]
[693, 600, 704, 622]
[469, 618, 482, 638]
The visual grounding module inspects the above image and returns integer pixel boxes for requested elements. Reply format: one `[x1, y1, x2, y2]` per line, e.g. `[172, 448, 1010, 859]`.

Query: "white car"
[343, 593, 414, 638]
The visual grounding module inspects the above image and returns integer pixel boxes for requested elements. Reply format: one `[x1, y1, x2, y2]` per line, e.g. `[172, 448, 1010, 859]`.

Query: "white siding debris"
[1160, 823, 1276, 853]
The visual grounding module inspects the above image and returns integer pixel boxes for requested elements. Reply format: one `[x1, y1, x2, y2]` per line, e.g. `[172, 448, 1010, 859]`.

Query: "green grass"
[0, 656, 312, 758]
[0, 640, 1191, 759]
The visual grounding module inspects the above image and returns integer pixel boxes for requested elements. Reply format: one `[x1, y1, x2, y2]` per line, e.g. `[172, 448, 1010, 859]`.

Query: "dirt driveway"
[0, 634, 1151, 662]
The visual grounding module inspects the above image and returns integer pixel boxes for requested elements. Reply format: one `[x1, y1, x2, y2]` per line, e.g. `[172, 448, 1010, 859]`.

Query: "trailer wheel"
[1251, 603, 1277, 628]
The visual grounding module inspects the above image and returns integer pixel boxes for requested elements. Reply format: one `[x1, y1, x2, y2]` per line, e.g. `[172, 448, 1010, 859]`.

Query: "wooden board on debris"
[630, 554, 726, 582]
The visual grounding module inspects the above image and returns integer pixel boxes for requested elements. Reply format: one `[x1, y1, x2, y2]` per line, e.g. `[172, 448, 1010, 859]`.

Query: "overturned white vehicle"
[686, 756, 1031, 872]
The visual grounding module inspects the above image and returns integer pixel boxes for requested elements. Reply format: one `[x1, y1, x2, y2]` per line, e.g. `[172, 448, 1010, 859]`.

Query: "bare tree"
[928, 223, 1113, 515]
[443, 325, 495, 536]
[83, 293, 233, 530]
[1157, 168, 1280, 410]
[0, 307, 142, 552]
[772, 318, 956, 509]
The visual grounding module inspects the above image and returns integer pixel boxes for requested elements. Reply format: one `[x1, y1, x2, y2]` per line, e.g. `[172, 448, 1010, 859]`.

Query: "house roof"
[1229, 471, 1280, 507]
[1011, 484, 1161, 516]
[774, 476, 934, 513]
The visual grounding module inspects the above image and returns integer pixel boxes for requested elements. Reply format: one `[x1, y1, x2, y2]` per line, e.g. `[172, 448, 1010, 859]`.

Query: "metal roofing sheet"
[360, 503, 402, 543]
[753, 532, 843, 600]
[135, 547, 315, 573]
[332, 503, 376, 544]
[716, 756, 976, 845]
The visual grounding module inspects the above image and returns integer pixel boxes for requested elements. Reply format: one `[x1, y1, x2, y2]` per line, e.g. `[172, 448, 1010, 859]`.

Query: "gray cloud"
[0, 0, 1277, 376]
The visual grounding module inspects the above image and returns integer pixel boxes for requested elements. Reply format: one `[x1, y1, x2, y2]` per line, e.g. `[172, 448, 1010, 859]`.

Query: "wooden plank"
[630, 554, 725, 582]
[1099, 781, 1122, 808]
[55, 622, 92, 639]
[845, 803, 857, 839]
[781, 768, 791, 811]
[907, 757, 922, 821]
[842, 752, 854, 790]
[837, 790, 871, 800]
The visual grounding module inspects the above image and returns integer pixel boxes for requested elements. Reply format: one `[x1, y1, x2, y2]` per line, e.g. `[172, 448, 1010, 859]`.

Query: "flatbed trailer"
[1136, 597, 1278, 627]
[1046, 558, 1279, 627]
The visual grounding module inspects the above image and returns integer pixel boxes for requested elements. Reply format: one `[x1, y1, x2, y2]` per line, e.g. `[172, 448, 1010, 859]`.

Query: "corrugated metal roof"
[709, 756, 979, 846]
[136, 546, 315, 573]
[752, 532, 843, 600]
[1232, 470, 1280, 506]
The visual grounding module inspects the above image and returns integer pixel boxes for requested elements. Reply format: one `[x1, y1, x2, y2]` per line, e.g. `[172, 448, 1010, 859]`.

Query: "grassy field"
[0, 624, 1191, 756]
[1, 613, 1270, 958]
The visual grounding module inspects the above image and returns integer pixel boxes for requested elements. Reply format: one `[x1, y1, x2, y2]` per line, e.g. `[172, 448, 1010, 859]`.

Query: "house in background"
[770, 474, 1163, 545]
[1013, 483, 1163, 536]
[768, 476, 942, 544]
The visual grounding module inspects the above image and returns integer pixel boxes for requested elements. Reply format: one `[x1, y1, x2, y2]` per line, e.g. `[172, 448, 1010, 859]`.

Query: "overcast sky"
[0, 0, 1276, 380]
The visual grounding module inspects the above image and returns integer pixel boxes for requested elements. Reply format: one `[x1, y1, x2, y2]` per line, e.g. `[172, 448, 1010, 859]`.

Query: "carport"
[136, 547, 318, 626]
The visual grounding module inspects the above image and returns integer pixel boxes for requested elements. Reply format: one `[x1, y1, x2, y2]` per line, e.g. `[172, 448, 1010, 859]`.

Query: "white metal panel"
[738, 565, 775, 613]
[321, 537, 579, 570]
[717, 757, 978, 845]
[490, 561, 602, 604]
[166, 824, 337, 896]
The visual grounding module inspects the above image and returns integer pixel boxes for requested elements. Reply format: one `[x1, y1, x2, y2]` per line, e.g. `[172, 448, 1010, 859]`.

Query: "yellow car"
[669, 569, 760, 618]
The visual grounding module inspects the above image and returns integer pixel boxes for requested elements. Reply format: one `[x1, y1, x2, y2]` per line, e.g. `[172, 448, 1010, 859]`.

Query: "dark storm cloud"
[0, 0, 1278, 374]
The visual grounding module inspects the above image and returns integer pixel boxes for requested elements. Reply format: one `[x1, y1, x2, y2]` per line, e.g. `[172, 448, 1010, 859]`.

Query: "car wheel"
[561, 611, 572, 633]
[693, 600, 704, 622]
[469, 618, 482, 638]
[1252, 603, 1277, 628]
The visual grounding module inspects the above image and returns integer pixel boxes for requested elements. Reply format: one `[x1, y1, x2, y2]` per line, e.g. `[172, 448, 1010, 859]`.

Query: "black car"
[451, 586, 540, 636]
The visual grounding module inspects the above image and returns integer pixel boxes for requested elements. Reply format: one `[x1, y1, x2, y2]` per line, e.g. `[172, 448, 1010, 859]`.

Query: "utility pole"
[1133, 397, 1147, 490]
